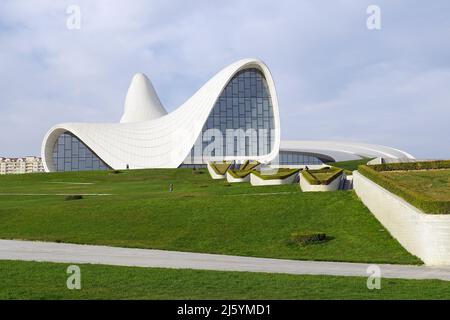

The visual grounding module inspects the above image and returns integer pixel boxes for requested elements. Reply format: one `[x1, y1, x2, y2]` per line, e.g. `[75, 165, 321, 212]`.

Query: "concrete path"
[0, 240, 449, 281]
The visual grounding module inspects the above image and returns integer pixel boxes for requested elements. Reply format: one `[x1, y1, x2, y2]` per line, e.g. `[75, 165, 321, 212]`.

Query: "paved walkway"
[0, 240, 449, 281]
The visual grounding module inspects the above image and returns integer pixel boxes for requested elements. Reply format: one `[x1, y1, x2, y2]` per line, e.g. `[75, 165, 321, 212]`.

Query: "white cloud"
[0, 0, 449, 158]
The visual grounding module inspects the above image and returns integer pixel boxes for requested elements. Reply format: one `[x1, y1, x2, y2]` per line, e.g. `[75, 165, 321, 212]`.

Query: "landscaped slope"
[0, 168, 420, 264]
[358, 161, 450, 214]
[301, 167, 343, 185]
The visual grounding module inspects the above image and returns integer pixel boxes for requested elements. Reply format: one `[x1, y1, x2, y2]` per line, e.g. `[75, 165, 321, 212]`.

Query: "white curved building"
[41, 58, 414, 172]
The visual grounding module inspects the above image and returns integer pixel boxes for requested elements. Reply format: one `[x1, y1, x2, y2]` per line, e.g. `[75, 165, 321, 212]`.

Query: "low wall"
[353, 171, 450, 266]
[299, 173, 343, 192]
[226, 172, 250, 183]
[250, 172, 299, 186]
[207, 163, 226, 180]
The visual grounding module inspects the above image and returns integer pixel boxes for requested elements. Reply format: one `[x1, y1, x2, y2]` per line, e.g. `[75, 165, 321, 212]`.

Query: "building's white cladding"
[280, 140, 415, 162]
[42, 58, 414, 172]
[42, 59, 281, 171]
[120, 73, 167, 123]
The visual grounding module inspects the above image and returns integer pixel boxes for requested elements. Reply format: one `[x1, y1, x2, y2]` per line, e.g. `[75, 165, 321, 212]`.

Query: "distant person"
[169, 183, 173, 192]
[305, 165, 309, 171]
[126, 164, 129, 170]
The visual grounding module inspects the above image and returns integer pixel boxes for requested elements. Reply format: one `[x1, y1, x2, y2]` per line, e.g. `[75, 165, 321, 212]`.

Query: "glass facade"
[52, 132, 110, 171]
[184, 68, 276, 164]
[277, 151, 324, 165]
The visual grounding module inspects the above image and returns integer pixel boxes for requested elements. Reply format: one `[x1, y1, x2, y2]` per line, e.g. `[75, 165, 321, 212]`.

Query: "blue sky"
[0, 0, 449, 159]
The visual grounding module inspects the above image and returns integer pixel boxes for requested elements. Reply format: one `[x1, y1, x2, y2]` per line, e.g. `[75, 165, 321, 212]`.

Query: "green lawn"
[0, 260, 448, 300]
[380, 169, 450, 202]
[0, 168, 420, 264]
[329, 158, 372, 172]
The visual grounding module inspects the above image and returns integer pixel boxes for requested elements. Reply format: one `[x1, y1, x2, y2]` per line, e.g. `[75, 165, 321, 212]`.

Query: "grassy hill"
[0, 168, 420, 264]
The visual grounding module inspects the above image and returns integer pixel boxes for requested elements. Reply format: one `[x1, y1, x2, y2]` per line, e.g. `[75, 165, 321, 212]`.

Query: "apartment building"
[0, 156, 44, 175]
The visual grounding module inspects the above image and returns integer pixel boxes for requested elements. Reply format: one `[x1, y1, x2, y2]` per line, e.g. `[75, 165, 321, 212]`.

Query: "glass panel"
[277, 151, 324, 165]
[184, 68, 275, 164]
[52, 132, 110, 172]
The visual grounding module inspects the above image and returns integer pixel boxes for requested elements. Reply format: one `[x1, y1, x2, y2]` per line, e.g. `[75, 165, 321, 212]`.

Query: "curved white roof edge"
[120, 73, 167, 123]
[280, 140, 415, 162]
[42, 58, 281, 171]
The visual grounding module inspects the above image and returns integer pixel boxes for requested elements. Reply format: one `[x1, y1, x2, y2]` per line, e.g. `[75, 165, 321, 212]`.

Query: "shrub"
[290, 232, 327, 246]
[64, 195, 83, 201]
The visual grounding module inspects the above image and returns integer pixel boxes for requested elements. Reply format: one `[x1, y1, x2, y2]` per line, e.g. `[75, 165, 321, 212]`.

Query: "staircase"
[339, 175, 354, 190]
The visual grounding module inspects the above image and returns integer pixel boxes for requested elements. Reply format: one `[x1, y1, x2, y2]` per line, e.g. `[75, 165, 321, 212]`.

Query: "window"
[277, 151, 324, 165]
[184, 68, 276, 164]
[52, 132, 110, 171]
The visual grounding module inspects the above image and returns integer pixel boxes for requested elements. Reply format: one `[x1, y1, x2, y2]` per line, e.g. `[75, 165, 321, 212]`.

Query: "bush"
[358, 165, 450, 214]
[64, 195, 83, 201]
[290, 232, 327, 246]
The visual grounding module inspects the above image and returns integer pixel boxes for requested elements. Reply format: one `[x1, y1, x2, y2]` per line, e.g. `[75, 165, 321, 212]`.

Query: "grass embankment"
[1, 260, 448, 300]
[328, 158, 373, 174]
[359, 161, 450, 214]
[251, 168, 299, 180]
[0, 168, 420, 264]
[301, 167, 343, 185]
[209, 162, 232, 175]
[239, 160, 260, 171]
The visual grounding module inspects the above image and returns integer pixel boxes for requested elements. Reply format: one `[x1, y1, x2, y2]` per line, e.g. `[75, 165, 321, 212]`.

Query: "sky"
[0, 0, 449, 159]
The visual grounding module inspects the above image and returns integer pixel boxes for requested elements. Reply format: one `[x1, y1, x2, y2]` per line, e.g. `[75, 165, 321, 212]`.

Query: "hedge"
[240, 160, 260, 172]
[290, 232, 327, 246]
[64, 195, 83, 201]
[358, 165, 450, 214]
[301, 167, 343, 185]
[368, 160, 450, 172]
[227, 169, 253, 179]
[252, 168, 300, 180]
[209, 162, 233, 175]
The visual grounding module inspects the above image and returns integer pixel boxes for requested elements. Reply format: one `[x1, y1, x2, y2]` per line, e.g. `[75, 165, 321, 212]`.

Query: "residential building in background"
[0, 157, 44, 175]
